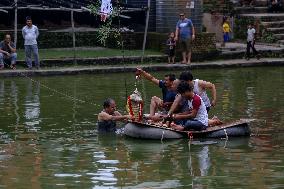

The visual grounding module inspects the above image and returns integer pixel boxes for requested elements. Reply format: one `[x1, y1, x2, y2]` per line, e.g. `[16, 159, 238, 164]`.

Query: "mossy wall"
[0, 31, 216, 53]
[234, 16, 277, 43]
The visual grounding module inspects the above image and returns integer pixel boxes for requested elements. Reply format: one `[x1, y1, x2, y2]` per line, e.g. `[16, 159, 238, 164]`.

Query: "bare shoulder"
[198, 79, 214, 89]
[98, 111, 110, 121]
[197, 79, 207, 86]
[114, 111, 122, 116]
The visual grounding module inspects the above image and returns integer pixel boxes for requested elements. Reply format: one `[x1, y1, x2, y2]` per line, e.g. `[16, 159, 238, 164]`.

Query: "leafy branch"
[88, 2, 122, 47]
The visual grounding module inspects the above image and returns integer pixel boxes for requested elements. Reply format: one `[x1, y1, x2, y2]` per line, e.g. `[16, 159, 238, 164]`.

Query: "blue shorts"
[175, 119, 207, 131]
[223, 33, 230, 42]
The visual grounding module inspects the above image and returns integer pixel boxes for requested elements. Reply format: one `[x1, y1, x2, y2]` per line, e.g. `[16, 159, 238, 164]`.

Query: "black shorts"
[168, 49, 175, 57]
[180, 39, 192, 52]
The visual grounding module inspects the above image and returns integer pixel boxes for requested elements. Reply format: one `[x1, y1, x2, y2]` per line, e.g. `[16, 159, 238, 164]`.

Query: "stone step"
[274, 34, 284, 40]
[278, 40, 284, 44]
[235, 0, 268, 6]
[262, 20, 284, 28]
[241, 13, 284, 22]
[254, 0, 269, 7]
[235, 7, 268, 14]
[267, 27, 284, 34]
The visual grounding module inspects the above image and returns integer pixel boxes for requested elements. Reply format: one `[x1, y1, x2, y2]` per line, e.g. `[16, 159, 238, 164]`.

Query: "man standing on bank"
[175, 13, 195, 65]
[22, 16, 40, 69]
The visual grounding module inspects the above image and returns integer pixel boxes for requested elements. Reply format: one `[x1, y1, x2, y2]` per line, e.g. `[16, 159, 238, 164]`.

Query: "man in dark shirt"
[136, 68, 177, 120]
[0, 34, 17, 69]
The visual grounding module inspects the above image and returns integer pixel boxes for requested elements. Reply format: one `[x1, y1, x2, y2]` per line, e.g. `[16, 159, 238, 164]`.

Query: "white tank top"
[187, 94, 208, 126]
[193, 79, 211, 108]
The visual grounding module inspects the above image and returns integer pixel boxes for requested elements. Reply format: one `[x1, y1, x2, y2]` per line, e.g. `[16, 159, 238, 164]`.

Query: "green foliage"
[16, 48, 162, 60]
[88, 2, 122, 47]
[261, 30, 277, 43]
[203, 0, 234, 14]
[234, 17, 253, 39]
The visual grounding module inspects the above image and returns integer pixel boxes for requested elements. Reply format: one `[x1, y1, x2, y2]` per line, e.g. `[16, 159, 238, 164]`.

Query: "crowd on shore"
[1, 9, 268, 71]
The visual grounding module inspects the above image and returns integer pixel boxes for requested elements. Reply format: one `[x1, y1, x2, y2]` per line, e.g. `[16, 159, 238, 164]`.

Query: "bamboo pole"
[141, 0, 150, 63]
[70, 4, 76, 65]
[0, 9, 8, 13]
[14, 0, 18, 47]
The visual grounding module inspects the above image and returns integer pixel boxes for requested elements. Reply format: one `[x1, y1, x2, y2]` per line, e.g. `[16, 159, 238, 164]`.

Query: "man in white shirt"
[22, 16, 40, 69]
[246, 24, 260, 60]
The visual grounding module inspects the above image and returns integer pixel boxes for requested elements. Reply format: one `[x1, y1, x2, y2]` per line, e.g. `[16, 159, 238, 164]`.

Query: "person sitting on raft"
[169, 71, 216, 114]
[165, 79, 222, 127]
[136, 68, 177, 120]
[168, 81, 208, 131]
[97, 98, 132, 133]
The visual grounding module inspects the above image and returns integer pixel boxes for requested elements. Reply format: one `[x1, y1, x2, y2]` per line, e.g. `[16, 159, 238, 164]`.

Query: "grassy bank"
[16, 48, 163, 60]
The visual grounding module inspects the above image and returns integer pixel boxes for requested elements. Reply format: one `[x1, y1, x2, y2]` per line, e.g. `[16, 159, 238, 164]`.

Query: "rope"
[117, 1, 129, 104]
[1, 61, 127, 112]
[161, 130, 165, 141]
[188, 131, 193, 140]
[223, 128, 228, 140]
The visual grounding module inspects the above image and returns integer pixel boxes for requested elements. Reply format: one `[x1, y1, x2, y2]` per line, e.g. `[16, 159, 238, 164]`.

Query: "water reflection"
[0, 80, 4, 106]
[11, 81, 20, 126]
[0, 67, 283, 188]
[24, 80, 41, 128]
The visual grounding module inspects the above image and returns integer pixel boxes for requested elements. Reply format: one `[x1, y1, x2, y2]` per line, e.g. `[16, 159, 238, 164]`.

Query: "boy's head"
[248, 23, 254, 29]
[177, 81, 194, 99]
[169, 32, 175, 38]
[179, 71, 193, 82]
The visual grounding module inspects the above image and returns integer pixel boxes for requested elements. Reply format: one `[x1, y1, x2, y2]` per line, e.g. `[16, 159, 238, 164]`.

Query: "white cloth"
[193, 79, 211, 108]
[22, 25, 39, 46]
[187, 94, 208, 126]
[100, 0, 113, 15]
[247, 28, 256, 42]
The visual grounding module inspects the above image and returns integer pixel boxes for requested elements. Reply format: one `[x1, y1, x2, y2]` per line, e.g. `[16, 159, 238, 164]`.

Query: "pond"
[0, 66, 283, 188]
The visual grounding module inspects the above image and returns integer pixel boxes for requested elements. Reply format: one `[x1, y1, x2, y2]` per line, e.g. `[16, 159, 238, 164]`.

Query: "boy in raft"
[136, 68, 177, 121]
[168, 71, 216, 114]
[97, 98, 131, 133]
[169, 81, 208, 131]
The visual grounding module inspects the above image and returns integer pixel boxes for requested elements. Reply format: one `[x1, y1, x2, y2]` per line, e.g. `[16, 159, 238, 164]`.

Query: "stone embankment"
[0, 58, 283, 77]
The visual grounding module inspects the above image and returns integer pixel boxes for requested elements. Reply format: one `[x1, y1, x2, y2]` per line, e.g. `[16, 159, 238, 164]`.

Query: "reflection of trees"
[98, 138, 214, 188]
[0, 80, 4, 104]
[24, 80, 41, 128]
[11, 81, 20, 126]
[0, 140, 42, 189]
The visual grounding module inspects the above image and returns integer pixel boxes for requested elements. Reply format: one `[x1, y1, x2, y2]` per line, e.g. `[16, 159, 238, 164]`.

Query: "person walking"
[246, 24, 260, 60]
[175, 13, 195, 65]
[0, 34, 17, 69]
[22, 16, 40, 69]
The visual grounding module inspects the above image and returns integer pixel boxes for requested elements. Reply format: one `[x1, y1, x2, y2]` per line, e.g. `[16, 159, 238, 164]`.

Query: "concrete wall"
[202, 13, 223, 42]
[156, 0, 203, 33]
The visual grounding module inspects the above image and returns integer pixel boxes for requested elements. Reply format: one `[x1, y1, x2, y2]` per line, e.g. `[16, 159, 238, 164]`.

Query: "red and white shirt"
[187, 94, 208, 126]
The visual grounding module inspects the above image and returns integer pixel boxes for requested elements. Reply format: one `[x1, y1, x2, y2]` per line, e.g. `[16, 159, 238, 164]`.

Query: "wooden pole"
[14, 0, 18, 47]
[141, 0, 150, 63]
[70, 4, 76, 64]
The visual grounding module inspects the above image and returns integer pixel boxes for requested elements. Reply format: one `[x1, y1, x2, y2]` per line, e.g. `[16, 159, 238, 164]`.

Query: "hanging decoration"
[88, 1, 121, 47]
[100, 0, 113, 22]
[126, 88, 144, 122]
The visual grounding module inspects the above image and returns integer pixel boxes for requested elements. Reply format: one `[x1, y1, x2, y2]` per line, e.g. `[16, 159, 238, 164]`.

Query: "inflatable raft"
[124, 119, 254, 140]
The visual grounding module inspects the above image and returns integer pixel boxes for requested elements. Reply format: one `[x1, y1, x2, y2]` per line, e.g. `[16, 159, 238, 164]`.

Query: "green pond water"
[0, 66, 283, 188]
